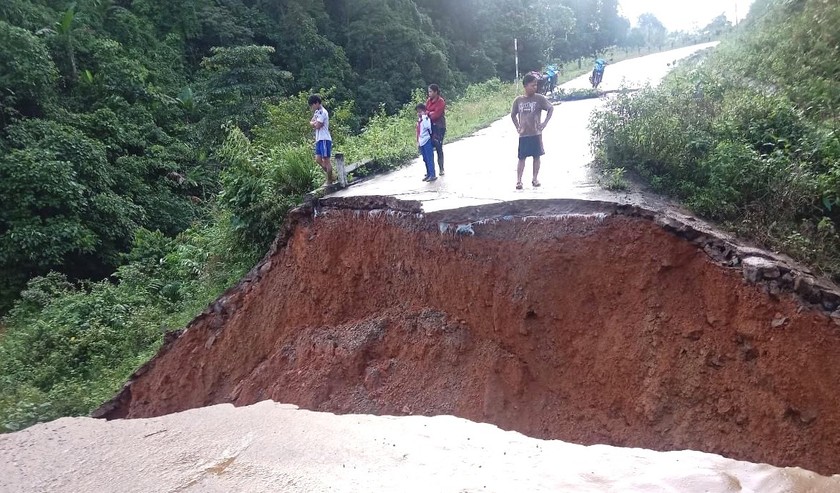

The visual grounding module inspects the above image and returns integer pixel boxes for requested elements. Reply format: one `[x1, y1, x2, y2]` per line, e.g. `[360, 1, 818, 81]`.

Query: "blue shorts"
[315, 140, 332, 158]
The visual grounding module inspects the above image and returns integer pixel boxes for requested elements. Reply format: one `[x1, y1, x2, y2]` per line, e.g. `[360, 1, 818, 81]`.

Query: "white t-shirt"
[313, 107, 332, 142]
[417, 114, 432, 147]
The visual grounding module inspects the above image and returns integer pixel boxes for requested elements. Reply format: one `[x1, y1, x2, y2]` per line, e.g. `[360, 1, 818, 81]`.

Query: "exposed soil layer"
[97, 198, 840, 475]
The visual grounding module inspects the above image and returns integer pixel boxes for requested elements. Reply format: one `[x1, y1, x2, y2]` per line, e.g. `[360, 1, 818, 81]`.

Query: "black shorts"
[518, 135, 544, 159]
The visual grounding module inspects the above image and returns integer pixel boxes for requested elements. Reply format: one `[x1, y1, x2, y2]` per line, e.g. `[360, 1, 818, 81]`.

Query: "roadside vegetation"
[591, 0, 840, 279]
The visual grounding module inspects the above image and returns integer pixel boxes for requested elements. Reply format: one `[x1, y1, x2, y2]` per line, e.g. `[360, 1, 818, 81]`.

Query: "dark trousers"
[431, 125, 446, 171]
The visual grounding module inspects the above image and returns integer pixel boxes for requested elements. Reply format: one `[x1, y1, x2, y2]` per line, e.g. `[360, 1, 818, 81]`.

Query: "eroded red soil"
[98, 202, 840, 474]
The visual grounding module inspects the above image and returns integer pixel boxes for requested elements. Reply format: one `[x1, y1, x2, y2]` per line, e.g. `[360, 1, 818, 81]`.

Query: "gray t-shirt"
[511, 94, 552, 137]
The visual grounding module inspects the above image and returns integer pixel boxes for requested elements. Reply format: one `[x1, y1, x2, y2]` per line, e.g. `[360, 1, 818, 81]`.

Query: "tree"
[42, 4, 80, 84]
[638, 13, 667, 49]
[0, 119, 142, 310]
[555, 0, 628, 59]
[343, 0, 454, 114]
[0, 20, 58, 126]
[198, 45, 292, 140]
[625, 27, 645, 50]
[269, 2, 353, 99]
[702, 13, 733, 38]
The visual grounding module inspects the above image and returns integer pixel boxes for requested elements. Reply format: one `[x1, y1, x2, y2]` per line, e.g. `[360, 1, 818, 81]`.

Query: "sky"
[619, 0, 756, 32]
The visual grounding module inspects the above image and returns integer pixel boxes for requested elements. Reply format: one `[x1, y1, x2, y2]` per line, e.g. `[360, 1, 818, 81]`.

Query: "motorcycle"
[589, 70, 604, 89]
[533, 68, 558, 96]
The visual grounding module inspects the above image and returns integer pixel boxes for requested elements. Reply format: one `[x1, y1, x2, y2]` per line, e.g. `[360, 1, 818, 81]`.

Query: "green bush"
[0, 271, 167, 432]
[554, 87, 600, 101]
[590, 0, 840, 279]
[0, 213, 258, 432]
[217, 126, 320, 248]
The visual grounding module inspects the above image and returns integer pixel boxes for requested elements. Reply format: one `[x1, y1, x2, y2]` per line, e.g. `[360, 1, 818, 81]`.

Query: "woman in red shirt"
[425, 84, 446, 176]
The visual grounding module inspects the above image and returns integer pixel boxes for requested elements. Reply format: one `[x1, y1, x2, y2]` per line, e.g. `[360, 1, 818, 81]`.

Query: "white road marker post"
[335, 153, 347, 188]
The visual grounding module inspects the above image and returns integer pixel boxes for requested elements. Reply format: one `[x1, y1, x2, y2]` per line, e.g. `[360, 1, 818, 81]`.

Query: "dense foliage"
[591, 0, 840, 279]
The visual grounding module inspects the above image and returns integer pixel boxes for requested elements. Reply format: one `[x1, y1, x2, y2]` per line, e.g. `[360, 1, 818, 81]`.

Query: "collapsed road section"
[95, 197, 840, 475]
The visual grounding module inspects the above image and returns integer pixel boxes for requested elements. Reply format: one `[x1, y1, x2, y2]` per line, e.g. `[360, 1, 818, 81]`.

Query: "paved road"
[332, 43, 718, 212]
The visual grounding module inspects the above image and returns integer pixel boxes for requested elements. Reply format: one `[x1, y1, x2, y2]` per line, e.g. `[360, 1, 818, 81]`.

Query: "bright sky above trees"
[619, 0, 756, 31]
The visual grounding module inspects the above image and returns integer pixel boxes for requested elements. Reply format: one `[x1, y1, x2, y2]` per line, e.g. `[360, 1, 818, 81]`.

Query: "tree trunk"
[67, 40, 78, 82]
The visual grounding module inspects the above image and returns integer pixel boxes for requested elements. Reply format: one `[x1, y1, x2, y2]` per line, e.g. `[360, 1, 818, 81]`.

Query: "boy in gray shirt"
[511, 73, 554, 190]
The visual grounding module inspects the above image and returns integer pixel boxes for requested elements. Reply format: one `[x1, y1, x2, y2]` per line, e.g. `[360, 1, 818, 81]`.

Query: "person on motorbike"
[590, 58, 607, 88]
[544, 65, 558, 94]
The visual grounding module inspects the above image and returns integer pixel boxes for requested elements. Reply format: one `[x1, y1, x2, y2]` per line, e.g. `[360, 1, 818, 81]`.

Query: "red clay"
[99, 204, 840, 475]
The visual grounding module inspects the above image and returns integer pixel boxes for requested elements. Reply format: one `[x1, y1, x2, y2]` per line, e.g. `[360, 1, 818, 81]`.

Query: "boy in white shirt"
[308, 94, 334, 184]
[415, 103, 436, 182]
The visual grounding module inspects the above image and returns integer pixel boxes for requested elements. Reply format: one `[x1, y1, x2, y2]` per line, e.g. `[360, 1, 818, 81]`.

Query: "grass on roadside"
[590, 0, 840, 280]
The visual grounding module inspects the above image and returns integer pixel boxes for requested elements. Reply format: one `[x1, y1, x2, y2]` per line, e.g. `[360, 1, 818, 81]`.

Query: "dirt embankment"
[96, 198, 840, 475]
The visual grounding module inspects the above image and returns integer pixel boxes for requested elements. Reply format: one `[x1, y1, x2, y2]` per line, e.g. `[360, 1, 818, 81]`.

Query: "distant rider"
[545, 65, 558, 94]
[590, 58, 607, 88]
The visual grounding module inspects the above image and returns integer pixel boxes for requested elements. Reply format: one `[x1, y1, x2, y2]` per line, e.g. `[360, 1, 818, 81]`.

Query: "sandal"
[516, 182, 523, 190]
[532, 180, 541, 188]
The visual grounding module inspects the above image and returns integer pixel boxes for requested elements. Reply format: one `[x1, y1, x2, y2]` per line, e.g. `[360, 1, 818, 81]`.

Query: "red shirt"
[425, 96, 446, 128]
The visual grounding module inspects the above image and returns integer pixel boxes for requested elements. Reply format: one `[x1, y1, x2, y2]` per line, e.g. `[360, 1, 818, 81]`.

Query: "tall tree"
[0, 20, 58, 125]
[558, 0, 626, 58]
[343, 0, 454, 113]
[702, 13, 733, 38]
[638, 13, 667, 49]
[198, 45, 292, 139]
